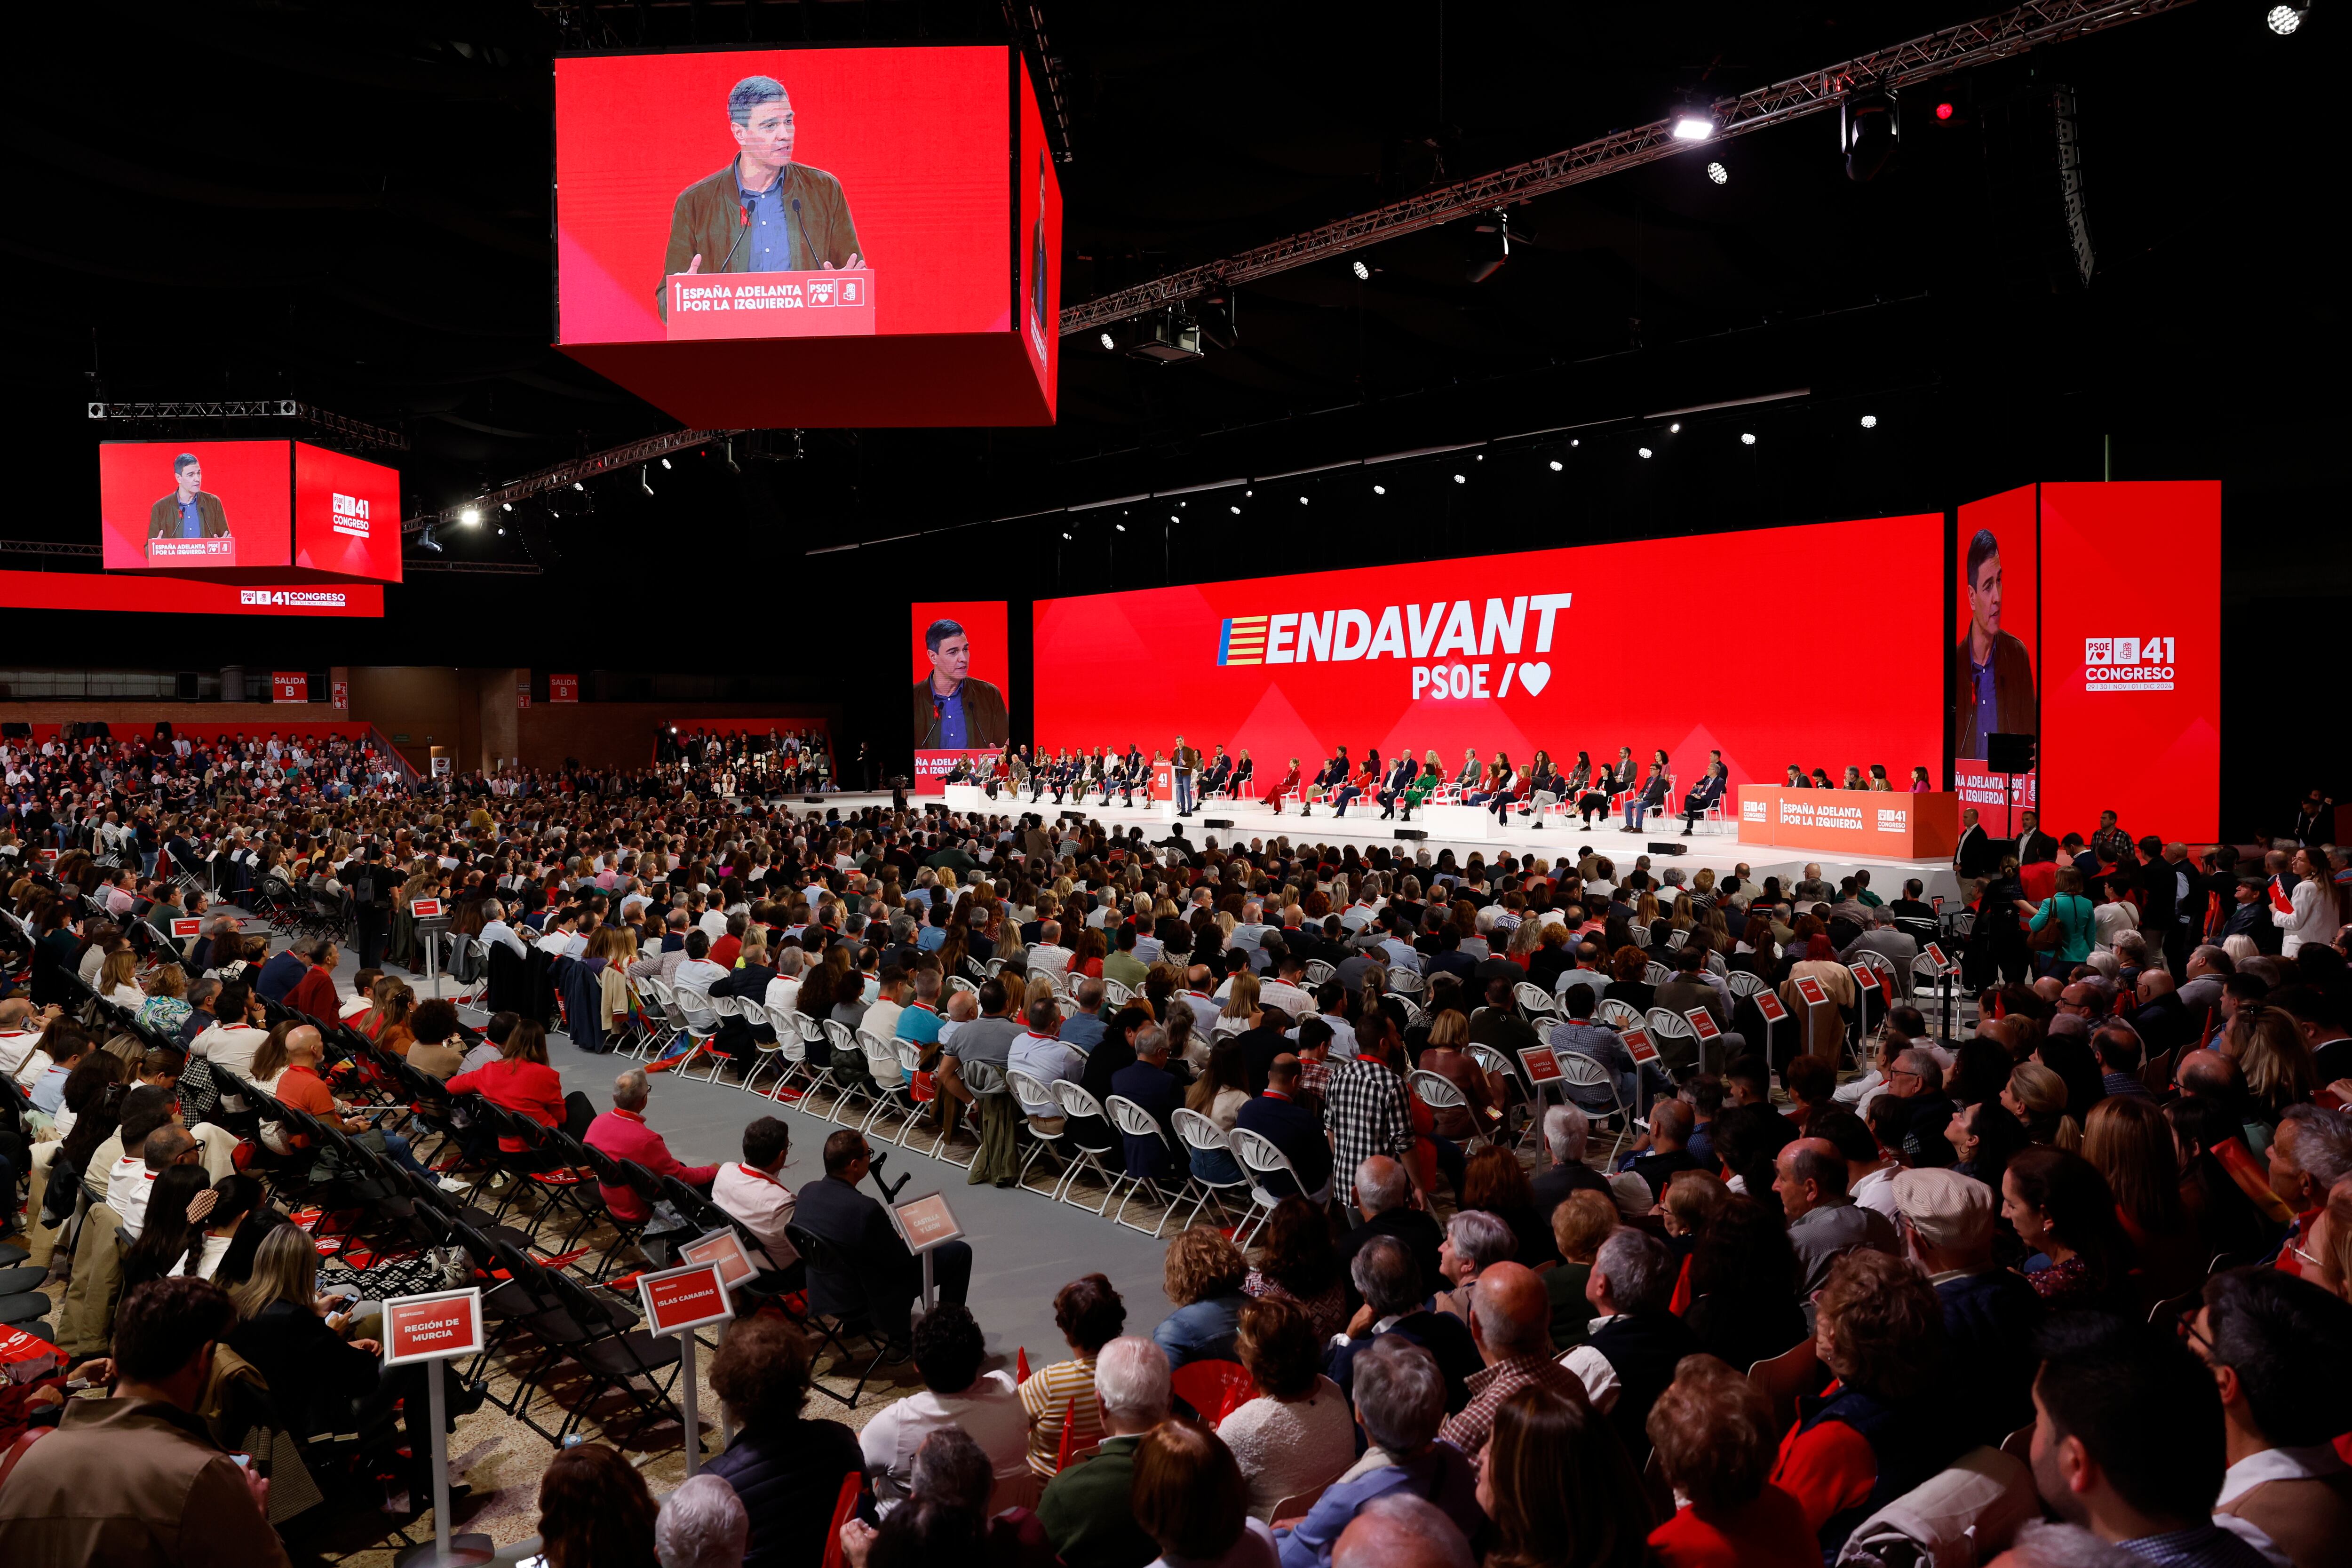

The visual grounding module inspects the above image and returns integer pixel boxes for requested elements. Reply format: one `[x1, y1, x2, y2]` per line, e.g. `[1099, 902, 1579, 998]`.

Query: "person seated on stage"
[1331, 752, 1382, 820]
[1376, 752, 1421, 821]
[1266, 756, 1303, 814]
[1519, 751, 1565, 826]
[1680, 761, 1729, 836]
[1623, 750, 1672, 833]
[795, 1130, 973, 1349]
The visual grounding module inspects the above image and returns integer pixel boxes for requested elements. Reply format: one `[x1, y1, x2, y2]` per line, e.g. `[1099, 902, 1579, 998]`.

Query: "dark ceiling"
[2, 0, 2342, 804]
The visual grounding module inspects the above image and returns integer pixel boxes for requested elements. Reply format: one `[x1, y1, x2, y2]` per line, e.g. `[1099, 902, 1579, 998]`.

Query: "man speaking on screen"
[1952, 525, 2037, 758]
[147, 453, 228, 543]
[914, 619, 1008, 749]
[658, 74, 865, 318]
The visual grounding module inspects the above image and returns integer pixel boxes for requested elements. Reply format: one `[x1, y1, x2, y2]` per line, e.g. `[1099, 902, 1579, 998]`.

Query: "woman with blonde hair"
[2002, 1061, 2082, 1150]
[139, 963, 193, 1035]
[99, 946, 145, 1007]
[1217, 971, 1261, 1037]
[2083, 1095, 2201, 1301]
[2222, 1003, 2319, 1125]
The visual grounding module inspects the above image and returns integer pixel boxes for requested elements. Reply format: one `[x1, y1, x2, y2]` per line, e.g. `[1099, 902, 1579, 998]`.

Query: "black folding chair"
[783, 1222, 891, 1409]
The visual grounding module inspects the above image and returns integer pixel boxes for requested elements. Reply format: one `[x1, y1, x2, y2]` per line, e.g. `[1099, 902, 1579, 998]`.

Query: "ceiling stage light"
[1548, 460, 1563, 471]
[1372, 485, 1385, 495]
[1638, 447, 1654, 459]
[458, 506, 481, 525]
[1098, 331, 1115, 350]
[1740, 432, 1756, 446]
[1671, 111, 1716, 142]
[1452, 473, 1465, 484]
[2268, 4, 2305, 32]
[1351, 260, 1371, 280]
[1860, 414, 1878, 429]
[1705, 161, 1728, 184]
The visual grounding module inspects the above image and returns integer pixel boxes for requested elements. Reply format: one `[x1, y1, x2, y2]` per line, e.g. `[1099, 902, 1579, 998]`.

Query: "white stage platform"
[799, 790, 1967, 905]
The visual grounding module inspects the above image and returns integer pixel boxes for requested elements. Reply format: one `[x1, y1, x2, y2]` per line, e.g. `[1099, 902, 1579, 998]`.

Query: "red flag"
[817, 1471, 862, 1568]
[1055, 1395, 1080, 1473]
[1017, 1346, 1031, 1382]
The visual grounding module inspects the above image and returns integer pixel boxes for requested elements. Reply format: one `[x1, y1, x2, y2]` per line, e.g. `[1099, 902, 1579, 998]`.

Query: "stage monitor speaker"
[803, 796, 823, 804]
[1060, 811, 1087, 823]
[1985, 732, 2037, 774]
[1648, 842, 1687, 855]
[153, 720, 174, 740]
[1204, 818, 1233, 829]
[1395, 829, 1428, 841]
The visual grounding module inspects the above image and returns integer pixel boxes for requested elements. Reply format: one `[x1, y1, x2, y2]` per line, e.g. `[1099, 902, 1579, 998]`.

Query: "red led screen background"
[1952, 481, 2039, 818]
[98, 439, 291, 571]
[555, 46, 1011, 345]
[1033, 517, 1945, 790]
[1015, 53, 1060, 414]
[2037, 481, 2220, 841]
[293, 442, 404, 583]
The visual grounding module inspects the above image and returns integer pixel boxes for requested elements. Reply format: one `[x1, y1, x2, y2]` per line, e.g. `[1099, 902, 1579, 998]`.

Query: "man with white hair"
[1335, 1154, 1444, 1291]
[1026, 919, 1073, 983]
[1332, 1493, 1474, 1568]
[656, 1473, 747, 1568]
[1279, 1337, 1481, 1568]
[1530, 1104, 1611, 1217]
[1036, 1337, 1169, 1568]
[478, 899, 527, 959]
[1556, 1227, 1696, 1454]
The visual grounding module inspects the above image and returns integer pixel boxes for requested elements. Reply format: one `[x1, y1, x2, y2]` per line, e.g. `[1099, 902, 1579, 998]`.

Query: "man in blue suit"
[1233, 1055, 1333, 1199]
[1679, 759, 1729, 836]
[1108, 1023, 1185, 1182]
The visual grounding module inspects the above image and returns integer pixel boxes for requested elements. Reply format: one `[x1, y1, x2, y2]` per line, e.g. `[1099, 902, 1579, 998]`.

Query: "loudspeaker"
[1204, 819, 1233, 830]
[1985, 732, 2037, 774]
[1394, 829, 1428, 841]
[1060, 811, 1087, 823]
[153, 720, 174, 740]
[803, 796, 823, 804]
[1647, 842, 1687, 855]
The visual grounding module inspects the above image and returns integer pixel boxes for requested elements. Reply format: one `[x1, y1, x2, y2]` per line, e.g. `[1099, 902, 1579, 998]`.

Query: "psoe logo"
[2085, 634, 2176, 692]
[331, 491, 370, 539]
[1742, 799, 1767, 822]
[1876, 808, 1909, 829]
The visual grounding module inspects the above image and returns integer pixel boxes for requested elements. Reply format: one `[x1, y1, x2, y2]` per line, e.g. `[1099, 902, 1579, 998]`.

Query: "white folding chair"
[1596, 997, 1643, 1030]
[1512, 981, 1559, 1022]
[1168, 1107, 1250, 1232]
[1394, 995, 1427, 1030]
[1554, 1049, 1632, 1159]
[1048, 1080, 1120, 1214]
[1664, 929, 1691, 951]
[1103, 1095, 1193, 1237]
[947, 974, 978, 999]
[1644, 1007, 1700, 1073]
[1387, 968, 1426, 997]
[823, 1019, 877, 1126]
[1644, 961, 1673, 986]
[1005, 1066, 1073, 1195]
[1725, 970, 1768, 1000]
[857, 1028, 916, 1144]
[1406, 1069, 1489, 1151]
[1101, 979, 1135, 1009]
[740, 1000, 792, 1095]
[1227, 1127, 1327, 1250]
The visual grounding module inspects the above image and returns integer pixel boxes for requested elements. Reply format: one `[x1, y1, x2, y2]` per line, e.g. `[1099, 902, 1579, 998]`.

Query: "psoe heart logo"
[330, 491, 371, 539]
[1876, 807, 1909, 829]
[1742, 799, 1768, 822]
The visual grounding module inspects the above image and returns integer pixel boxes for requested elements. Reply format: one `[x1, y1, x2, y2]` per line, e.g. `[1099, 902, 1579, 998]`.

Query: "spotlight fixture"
[1123, 308, 1203, 361]
[1372, 485, 1386, 495]
[1230, 504, 1242, 514]
[660, 457, 673, 470]
[458, 505, 481, 526]
[1245, 489, 1254, 497]
[1860, 414, 1878, 429]
[1548, 460, 1563, 471]
[496, 526, 506, 535]
[1114, 523, 1125, 532]
[571, 480, 585, 491]
[1841, 85, 1900, 182]
[1570, 439, 1580, 447]
[1669, 422, 1681, 434]
[1740, 432, 1756, 446]
[1168, 514, 1178, 523]
[1638, 446, 1654, 459]
[1351, 259, 1371, 281]
[417, 524, 443, 554]
[1452, 473, 1465, 485]
[724, 438, 742, 475]
[1298, 496, 1309, 506]
[1934, 102, 1955, 121]
[1705, 161, 1728, 185]
[2268, 3, 2306, 32]
[501, 502, 512, 512]
[1061, 531, 1072, 540]
[1098, 331, 1115, 350]
[1670, 105, 1716, 141]
[1467, 210, 1512, 284]
[640, 464, 653, 495]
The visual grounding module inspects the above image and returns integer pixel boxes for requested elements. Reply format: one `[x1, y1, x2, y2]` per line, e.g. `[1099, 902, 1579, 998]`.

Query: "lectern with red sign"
[381, 1287, 491, 1566]
[638, 1259, 737, 1477]
[891, 1191, 964, 1313]
[665, 271, 876, 338]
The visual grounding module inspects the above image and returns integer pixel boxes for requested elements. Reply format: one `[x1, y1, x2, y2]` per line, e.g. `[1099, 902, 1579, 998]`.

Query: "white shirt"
[480, 919, 528, 958]
[1008, 1031, 1087, 1115]
[711, 1161, 800, 1269]
[1027, 944, 1074, 980]
[196, 1023, 270, 1079]
[0, 1028, 46, 1078]
[1851, 1164, 1902, 1228]
[764, 975, 803, 1016]
[1557, 1315, 1625, 1412]
[858, 1371, 1029, 1515]
[106, 1155, 159, 1240]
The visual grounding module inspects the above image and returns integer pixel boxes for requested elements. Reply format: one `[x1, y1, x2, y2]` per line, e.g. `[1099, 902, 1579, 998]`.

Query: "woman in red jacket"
[1265, 757, 1301, 813]
[447, 1019, 567, 1152]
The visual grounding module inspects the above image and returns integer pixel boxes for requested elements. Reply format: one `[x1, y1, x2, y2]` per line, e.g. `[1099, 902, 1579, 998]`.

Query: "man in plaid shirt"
[1436, 1261, 1591, 1460]
[1324, 1048, 1425, 1206]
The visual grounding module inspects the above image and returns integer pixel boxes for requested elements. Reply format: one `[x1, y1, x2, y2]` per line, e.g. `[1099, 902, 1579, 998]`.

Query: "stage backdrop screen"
[293, 442, 403, 583]
[556, 46, 1013, 346]
[912, 601, 1011, 750]
[1033, 517, 1945, 792]
[1952, 482, 2039, 823]
[2038, 481, 2220, 841]
[99, 439, 292, 572]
